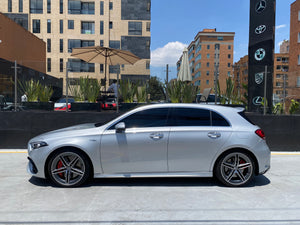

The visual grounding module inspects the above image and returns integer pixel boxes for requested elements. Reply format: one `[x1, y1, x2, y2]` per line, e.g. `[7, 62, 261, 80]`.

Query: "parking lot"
[1, 151, 300, 225]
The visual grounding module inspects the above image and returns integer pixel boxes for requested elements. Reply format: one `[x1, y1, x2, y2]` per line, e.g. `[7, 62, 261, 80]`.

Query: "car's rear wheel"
[215, 151, 255, 187]
[48, 149, 91, 187]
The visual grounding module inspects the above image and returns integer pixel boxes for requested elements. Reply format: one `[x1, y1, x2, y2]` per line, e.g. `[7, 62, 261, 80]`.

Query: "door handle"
[208, 132, 221, 139]
[150, 133, 164, 140]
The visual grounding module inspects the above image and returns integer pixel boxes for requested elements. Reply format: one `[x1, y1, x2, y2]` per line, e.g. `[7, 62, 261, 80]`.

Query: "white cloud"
[276, 24, 287, 30]
[151, 41, 187, 67]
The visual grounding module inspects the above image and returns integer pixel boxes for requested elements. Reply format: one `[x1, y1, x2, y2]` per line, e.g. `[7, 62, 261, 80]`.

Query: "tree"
[147, 76, 165, 101]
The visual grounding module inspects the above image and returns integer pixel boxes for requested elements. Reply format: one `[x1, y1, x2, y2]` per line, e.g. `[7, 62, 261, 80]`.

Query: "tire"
[214, 151, 255, 187]
[47, 149, 91, 187]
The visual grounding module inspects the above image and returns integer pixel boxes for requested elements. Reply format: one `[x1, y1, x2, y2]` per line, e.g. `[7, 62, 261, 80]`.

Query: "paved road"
[0, 151, 300, 225]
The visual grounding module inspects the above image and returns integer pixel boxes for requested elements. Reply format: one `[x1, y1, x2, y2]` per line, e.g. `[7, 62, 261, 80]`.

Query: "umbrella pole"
[104, 56, 107, 92]
[117, 64, 120, 114]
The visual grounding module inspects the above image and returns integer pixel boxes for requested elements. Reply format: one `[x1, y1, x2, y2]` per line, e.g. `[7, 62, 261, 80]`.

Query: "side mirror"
[115, 122, 125, 133]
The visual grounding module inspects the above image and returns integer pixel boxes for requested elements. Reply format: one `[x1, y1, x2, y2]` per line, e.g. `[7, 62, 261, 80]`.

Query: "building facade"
[177, 29, 235, 93]
[288, 0, 300, 99]
[0, 0, 151, 92]
[233, 52, 289, 104]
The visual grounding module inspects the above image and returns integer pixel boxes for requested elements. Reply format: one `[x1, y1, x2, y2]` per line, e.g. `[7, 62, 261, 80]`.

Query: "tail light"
[255, 129, 265, 140]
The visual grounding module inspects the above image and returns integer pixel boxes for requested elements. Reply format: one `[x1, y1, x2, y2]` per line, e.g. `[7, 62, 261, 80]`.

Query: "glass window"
[207, 54, 210, 59]
[47, 39, 51, 53]
[68, 39, 94, 53]
[146, 22, 151, 32]
[128, 22, 142, 35]
[194, 80, 200, 86]
[100, 64, 104, 73]
[215, 44, 220, 50]
[109, 2, 113, 10]
[8, 0, 12, 12]
[81, 2, 94, 14]
[298, 55, 300, 65]
[47, 19, 51, 33]
[47, 58, 51, 72]
[228, 45, 231, 50]
[47, 0, 51, 13]
[60, 20, 63, 33]
[195, 71, 201, 78]
[68, 0, 81, 14]
[109, 65, 119, 73]
[169, 108, 210, 127]
[100, 21, 104, 34]
[109, 40, 120, 49]
[298, 33, 300, 43]
[68, 59, 95, 72]
[206, 71, 209, 76]
[60, 58, 63, 72]
[81, 21, 95, 34]
[113, 108, 170, 129]
[228, 72, 231, 76]
[30, 0, 43, 14]
[207, 45, 210, 50]
[60, 39, 63, 53]
[228, 54, 231, 59]
[211, 111, 230, 126]
[195, 63, 201, 71]
[100, 40, 104, 47]
[298, 10, 300, 21]
[100, 1, 104, 15]
[196, 45, 201, 53]
[109, 21, 113, 29]
[68, 20, 74, 29]
[146, 61, 150, 70]
[60, 0, 63, 13]
[32, 19, 40, 33]
[297, 77, 300, 87]
[206, 80, 209, 85]
[19, 0, 23, 12]
[195, 54, 201, 62]
[207, 62, 210, 67]
[228, 63, 231, 67]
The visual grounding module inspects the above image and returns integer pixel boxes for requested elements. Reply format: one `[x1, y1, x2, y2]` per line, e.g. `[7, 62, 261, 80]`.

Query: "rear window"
[211, 111, 230, 126]
[238, 111, 255, 125]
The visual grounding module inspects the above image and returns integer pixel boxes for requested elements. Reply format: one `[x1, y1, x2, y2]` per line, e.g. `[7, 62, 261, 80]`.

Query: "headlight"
[30, 141, 48, 150]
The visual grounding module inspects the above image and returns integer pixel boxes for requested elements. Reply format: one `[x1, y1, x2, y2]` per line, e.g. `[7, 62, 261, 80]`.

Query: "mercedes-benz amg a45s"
[27, 104, 270, 187]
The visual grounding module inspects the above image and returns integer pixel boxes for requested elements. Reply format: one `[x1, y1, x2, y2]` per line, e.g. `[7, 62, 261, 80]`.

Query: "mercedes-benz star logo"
[253, 96, 263, 106]
[255, 0, 267, 13]
[255, 48, 266, 61]
[255, 25, 266, 35]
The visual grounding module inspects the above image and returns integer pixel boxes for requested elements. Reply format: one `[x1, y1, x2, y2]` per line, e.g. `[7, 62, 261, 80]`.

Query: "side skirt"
[94, 172, 213, 178]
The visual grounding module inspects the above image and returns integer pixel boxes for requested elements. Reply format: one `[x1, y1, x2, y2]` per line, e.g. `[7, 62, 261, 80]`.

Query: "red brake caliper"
[57, 161, 64, 178]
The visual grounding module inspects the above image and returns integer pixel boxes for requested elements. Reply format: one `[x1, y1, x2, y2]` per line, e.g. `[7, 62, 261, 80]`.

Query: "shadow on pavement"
[29, 175, 270, 188]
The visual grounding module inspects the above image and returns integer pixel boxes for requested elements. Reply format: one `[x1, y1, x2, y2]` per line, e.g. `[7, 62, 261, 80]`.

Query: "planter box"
[22, 102, 54, 111]
[71, 102, 101, 112]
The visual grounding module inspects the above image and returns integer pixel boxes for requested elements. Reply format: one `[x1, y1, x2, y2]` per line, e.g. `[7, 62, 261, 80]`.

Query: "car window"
[211, 111, 230, 126]
[109, 108, 169, 129]
[169, 108, 211, 126]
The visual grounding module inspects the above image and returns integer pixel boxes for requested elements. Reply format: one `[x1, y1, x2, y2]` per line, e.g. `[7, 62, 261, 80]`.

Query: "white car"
[27, 104, 270, 187]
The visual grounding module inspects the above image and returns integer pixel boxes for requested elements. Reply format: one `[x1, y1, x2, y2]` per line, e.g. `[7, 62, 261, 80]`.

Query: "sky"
[150, 0, 295, 81]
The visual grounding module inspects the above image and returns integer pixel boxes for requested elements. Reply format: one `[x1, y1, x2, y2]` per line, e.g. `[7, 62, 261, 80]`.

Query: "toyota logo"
[255, 25, 266, 35]
[256, 0, 267, 13]
[254, 48, 266, 61]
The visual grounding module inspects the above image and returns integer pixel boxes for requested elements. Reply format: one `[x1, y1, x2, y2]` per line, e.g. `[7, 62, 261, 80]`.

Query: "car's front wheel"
[47, 149, 91, 187]
[215, 151, 255, 187]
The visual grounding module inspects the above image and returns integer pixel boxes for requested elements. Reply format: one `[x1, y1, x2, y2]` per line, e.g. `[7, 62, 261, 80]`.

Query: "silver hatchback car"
[27, 104, 270, 187]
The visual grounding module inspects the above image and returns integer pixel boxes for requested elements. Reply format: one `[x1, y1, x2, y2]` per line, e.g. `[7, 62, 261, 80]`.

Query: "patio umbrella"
[177, 47, 192, 82]
[71, 46, 141, 113]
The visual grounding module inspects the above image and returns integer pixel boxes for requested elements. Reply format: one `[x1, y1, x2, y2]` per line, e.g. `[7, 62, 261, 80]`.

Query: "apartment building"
[177, 29, 235, 93]
[288, 0, 300, 98]
[0, 0, 151, 91]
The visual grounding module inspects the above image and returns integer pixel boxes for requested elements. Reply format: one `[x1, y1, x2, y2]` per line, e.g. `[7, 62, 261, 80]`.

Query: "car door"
[167, 107, 232, 172]
[100, 107, 170, 174]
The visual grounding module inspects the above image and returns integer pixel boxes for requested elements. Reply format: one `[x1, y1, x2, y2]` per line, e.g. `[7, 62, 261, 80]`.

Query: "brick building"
[288, 0, 300, 99]
[177, 29, 235, 93]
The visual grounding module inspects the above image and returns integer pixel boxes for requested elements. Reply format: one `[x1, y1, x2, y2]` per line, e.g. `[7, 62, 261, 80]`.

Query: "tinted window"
[112, 108, 169, 129]
[211, 111, 230, 126]
[170, 108, 210, 126]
